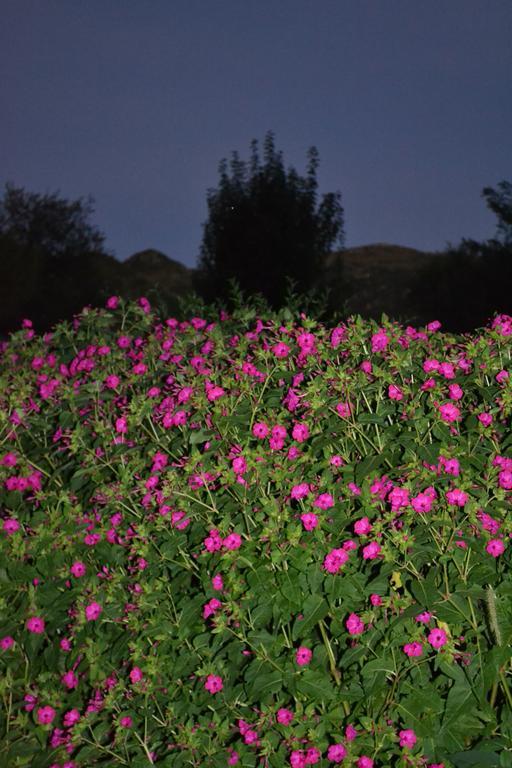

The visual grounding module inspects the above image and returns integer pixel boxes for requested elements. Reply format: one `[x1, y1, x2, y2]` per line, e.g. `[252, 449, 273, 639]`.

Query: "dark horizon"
[1, 1, 511, 268]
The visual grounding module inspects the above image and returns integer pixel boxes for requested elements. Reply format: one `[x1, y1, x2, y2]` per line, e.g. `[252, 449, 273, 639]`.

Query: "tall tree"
[196, 132, 345, 308]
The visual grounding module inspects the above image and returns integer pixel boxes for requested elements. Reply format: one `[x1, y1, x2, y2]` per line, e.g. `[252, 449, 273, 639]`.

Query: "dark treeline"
[1, 135, 511, 337]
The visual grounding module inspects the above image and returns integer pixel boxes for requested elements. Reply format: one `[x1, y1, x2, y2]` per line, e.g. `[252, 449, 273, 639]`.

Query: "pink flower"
[445, 488, 468, 507]
[84, 602, 102, 621]
[203, 598, 222, 619]
[290, 750, 307, 768]
[388, 384, 403, 401]
[448, 383, 463, 400]
[336, 401, 351, 418]
[70, 561, 86, 578]
[398, 729, 417, 749]
[295, 646, 312, 666]
[61, 671, 78, 689]
[427, 628, 448, 649]
[277, 707, 294, 725]
[292, 423, 309, 442]
[357, 758, 374, 768]
[129, 666, 143, 684]
[26, 617, 45, 634]
[415, 611, 432, 624]
[362, 542, 382, 560]
[63, 709, 81, 727]
[314, 492, 334, 510]
[1, 636, 14, 650]
[478, 412, 493, 427]
[120, 715, 133, 728]
[346, 613, 365, 635]
[371, 329, 389, 352]
[323, 548, 349, 574]
[486, 539, 505, 557]
[252, 422, 269, 439]
[3, 518, 20, 535]
[291, 482, 310, 500]
[223, 533, 242, 550]
[370, 594, 382, 606]
[304, 747, 321, 764]
[272, 342, 290, 358]
[36, 705, 56, 725]
[498, 470, 512, 489]
[345, 724, 358, 740]
[212, 574, 224, 591]
[354, 517, 372, 535]
[438, 403, 460, 423]
[106, 296, 119, 309]
[204, 674, 223, 693]
[411, 492, 434, 514]
[300, 513, 318, 531]
[115, 416, 127, 434]
[403, 642, 423, 657]
[228, 750, 240, 765]
[327, 744, 347, 763]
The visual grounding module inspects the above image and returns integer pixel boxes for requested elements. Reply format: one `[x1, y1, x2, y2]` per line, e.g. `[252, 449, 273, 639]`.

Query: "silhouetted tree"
[0, 182, 108, 258]
[409, 180, 512, 332]
[0, 184, 115, 335]
[195, 132, 345, 308]
[482, 179, 512, 245]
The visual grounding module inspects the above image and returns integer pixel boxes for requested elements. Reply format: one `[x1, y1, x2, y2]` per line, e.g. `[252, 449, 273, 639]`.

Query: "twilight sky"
[1, 1, 511, 267]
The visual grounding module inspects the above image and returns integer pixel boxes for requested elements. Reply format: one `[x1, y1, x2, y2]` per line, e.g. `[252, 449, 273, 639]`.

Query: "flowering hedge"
[0, 296, 511, 768]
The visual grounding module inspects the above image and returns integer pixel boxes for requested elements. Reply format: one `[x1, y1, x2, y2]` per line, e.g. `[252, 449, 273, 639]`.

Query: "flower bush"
[0, 296, 511, 767]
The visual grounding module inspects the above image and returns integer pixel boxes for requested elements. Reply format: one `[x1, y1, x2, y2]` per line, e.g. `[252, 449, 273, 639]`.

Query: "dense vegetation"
[1, 294, 511, 767]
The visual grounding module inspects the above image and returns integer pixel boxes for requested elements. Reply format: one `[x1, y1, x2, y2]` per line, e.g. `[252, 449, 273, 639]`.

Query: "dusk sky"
[2, 1, 511, 267]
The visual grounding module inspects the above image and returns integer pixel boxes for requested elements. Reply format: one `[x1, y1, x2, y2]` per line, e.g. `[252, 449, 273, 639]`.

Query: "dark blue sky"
[2, 1, 511, 267]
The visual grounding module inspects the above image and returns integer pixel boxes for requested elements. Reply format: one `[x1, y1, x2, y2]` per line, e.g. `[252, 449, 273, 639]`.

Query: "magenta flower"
[327, 743, 347, 762]
[223, 532, 242, 550]
[427, 628, 448, 649]
[252, 422, 269, 439]
[314, 492, 334, 510]
[300, 513, 318, 531]
[357, 758, 374, 768]
[295, 646, 312, 666]
[204, 674, 223, 693]
[61, 671, 78, 689]
[362, 542, 382, 560]
[211, 574, 224, 591]
[346, 613, 365, 635]
[371, 329, 389, 352]
[63, 708, 81, 727]
[304, 747, 321, 764]
[129, 666, 143, 684]
[388, 384, 403, 401]
[36, 705, 56, 725]
[277, 707, 294, 725]
[403, 641, 423, 657]
[446, 488, 468, 506]
[70, 561, 86, 578]
[438, 403, 460, 423]
[354, 517, 372, 535]
[119, 715, 133, 728]
[415, 611, 432, 623]
[272, 342, 290, 358]
[3, 518, 20, 535]
[292, 423, 309, 442]
[398, 728, 417, 748]
[411, 492, 434, 514]
[84, 602, 102, 621]
[291, 482, 310, 499]
[323, 548, 349, 574]
[290, 750, 306, 768]
[486, 539, 505, 557]
[26, 617, 45, 634]
[1, 636, 14, 650]
[370, 594, 383, 606]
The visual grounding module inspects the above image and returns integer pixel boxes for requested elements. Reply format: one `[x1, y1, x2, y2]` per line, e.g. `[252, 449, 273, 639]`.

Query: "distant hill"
[317, 242, 442, 325]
